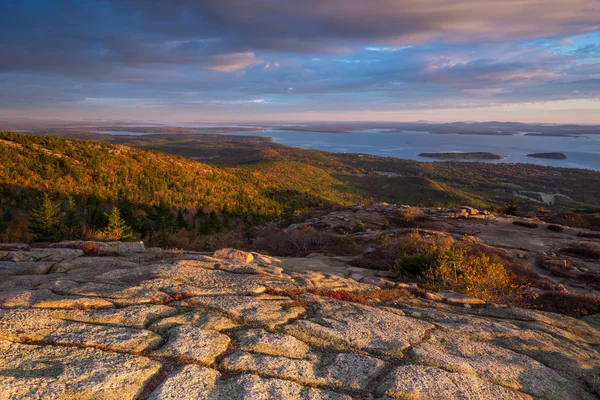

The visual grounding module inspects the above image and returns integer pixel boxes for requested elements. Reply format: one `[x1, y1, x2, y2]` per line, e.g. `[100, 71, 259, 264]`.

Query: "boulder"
[213, 248, 254, 263]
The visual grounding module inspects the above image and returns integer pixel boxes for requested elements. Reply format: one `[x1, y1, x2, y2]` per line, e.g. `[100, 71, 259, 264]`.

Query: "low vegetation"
[354, 232, 524, 303]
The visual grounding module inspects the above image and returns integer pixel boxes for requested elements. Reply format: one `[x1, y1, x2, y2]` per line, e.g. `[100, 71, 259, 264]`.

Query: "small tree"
[0, 207, 13, 233]
[100, 207, 133, 241]
[63, 197, 84, 240]
[157, 219, 170, 248]
[382, 220, 391, 230]
[504, 198, 519, 216]
[29, 193, 63, 242]
[176, 209, 189, 230]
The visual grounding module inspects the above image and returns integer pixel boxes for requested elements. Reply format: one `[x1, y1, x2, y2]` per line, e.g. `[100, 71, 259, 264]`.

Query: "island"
[526, 152, 567, 159]
[418, 152, 502, 160]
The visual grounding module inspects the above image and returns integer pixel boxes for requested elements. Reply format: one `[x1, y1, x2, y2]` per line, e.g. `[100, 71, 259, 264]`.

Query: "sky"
[1, 0, 600, 124]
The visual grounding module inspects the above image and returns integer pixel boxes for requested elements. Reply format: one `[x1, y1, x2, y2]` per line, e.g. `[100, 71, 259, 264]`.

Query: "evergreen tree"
[63, 197, 83, 239]
[29, 194, 63, 242]
[157, 219, 170, 248]
[242, 215, 257, 242]
[176, 209, 189, 230]
[117, 199, 138, 231]
[198, 211, 222, 234]
[100, 207, 133, 241]
[382, 220, 391, 230]
[503, 198, 519, 216]
[0, 206, 13, 233]
[89, 206, 108, 229]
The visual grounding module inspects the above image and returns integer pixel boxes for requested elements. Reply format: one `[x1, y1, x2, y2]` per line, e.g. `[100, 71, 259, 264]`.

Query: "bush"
[389, 232, 521, 302]
[398, 207, 424, 222]
[382, 220, 391, 230]
[352, 221, 366, 233]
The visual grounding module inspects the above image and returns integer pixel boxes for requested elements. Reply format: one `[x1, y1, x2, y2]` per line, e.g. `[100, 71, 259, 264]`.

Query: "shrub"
[389, 232, 521, 302]
[503, 198, 519, 216]
[352, 221, 366, 233]
[382, 220, 391, 230]
[82, 242, 101, 256]
[398, 207, 424, 222]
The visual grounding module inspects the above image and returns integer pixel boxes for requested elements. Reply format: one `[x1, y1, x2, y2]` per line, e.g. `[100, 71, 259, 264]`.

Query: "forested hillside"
[0, 132, 363, 244]
[2, 131, 600, 247]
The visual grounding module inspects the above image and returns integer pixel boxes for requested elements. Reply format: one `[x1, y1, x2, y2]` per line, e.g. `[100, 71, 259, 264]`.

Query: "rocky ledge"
[0, 241, 599, 399]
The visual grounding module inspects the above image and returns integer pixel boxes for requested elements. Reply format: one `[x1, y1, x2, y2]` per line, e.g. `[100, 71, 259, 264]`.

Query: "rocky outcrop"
[213, 248, 254, 264]
[0, 241, 598, 399]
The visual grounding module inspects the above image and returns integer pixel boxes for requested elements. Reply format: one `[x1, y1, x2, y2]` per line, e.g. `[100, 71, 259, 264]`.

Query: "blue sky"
[1, 0, 599, 123]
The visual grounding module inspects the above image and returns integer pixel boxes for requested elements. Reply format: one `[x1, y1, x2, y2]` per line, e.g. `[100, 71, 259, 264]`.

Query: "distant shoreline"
[418, 152, 503, 160]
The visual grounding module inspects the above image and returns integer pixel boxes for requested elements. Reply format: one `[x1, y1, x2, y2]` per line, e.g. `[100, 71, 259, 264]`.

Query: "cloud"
[0, 1, 599, 121]
[204, 52, 263, 72]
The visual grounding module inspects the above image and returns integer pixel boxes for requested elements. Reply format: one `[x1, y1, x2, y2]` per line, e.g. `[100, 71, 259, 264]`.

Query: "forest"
[2, 130, 600, 248]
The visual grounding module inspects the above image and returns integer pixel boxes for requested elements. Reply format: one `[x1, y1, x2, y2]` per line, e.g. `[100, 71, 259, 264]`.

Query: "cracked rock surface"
[0, 242, 598, 399]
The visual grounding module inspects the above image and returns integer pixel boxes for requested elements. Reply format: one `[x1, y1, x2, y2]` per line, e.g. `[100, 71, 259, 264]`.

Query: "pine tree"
[63, 197, 83, 239]
[0, 206, 13, 233]
[100, 207, 133, 241]
[503, 198, 519, 216]
[29, 193, 63, 242]
[176, 209, 189, 230]
[157, 219, 170, 248]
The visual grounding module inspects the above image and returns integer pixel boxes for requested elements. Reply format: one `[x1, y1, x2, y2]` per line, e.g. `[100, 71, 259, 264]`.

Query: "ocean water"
[94, 130, 149, 136]
[229, 129, 600, 172]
